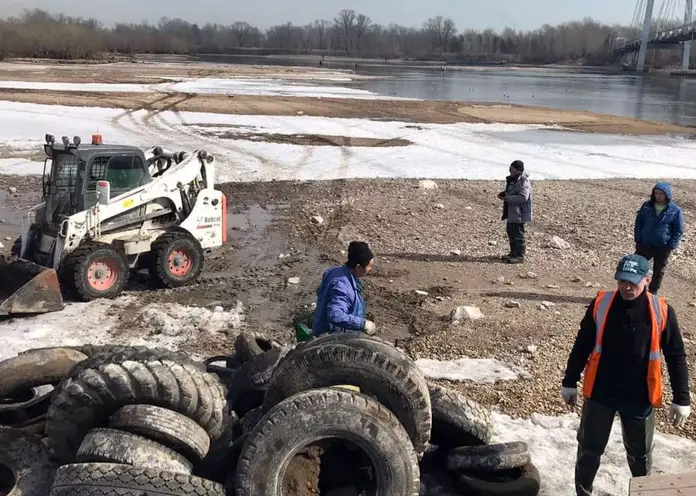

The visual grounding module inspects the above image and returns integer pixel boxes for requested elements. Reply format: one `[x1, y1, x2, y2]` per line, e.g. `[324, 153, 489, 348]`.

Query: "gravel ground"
[2, 175, 695, 442]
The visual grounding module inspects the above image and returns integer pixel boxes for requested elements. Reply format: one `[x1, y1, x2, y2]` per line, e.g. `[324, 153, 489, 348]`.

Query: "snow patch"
[0, 158, 45, 175]
[0, 297, 245, 360]
[416, 357, 521, 383]
[492, 411, 696, 495]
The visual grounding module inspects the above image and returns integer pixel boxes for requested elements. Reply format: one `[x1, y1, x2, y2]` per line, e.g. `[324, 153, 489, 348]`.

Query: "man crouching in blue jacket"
[634, 181, 685, 294]
[312, 241, 377, 337]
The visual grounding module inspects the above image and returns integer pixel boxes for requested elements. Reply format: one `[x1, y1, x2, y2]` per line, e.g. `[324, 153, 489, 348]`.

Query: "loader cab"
[42, 134, 151, 229]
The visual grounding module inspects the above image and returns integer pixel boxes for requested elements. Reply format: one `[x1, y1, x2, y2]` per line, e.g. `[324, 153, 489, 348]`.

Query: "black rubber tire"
[227, 348, 285, 417]
[45, 347, 228, 464]
[239, 406, 263, 435]
[63, 242, 130, 301]
[149, 231, 204, 288]
[76, 428, 193, 474]
[0, 388, 52, 435]
[0, 426, 57, 495]
[447, 441, 531, 473]
[455, 462, 541, 496]
[109, 404, 211, 461]
[262, 333, 432, 454]
[0, 386, 51, 413]
[234, 332, 280, 362]
[428, 384, 493, 449]
[0, 348, 88, 397]
[194, 412, 240, 482]
[49, 463, 226, 496]
[234, 388, 421, 496]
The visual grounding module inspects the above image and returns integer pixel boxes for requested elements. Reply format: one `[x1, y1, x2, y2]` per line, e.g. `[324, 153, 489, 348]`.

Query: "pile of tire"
[204, 331, 542, 496]
[0, 345, 230, 495]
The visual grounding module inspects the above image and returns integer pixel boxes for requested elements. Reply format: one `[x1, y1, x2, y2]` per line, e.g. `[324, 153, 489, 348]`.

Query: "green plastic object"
[293, 309, 314, 342]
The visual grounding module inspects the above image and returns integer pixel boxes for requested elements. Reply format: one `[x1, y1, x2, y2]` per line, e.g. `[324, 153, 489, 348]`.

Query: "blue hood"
[651, 181, 673, 203]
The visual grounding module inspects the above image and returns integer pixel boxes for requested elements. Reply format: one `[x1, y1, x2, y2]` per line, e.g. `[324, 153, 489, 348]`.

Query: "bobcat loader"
[0, 134, 228, 316]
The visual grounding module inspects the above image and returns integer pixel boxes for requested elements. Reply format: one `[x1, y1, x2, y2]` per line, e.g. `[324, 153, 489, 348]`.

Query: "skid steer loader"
[0, 133, 228, 316]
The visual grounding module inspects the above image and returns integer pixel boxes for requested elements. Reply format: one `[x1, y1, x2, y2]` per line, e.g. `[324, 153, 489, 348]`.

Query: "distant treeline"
[0, 9, 688, 65]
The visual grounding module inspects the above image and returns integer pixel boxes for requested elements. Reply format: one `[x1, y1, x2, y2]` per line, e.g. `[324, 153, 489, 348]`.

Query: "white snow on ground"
[416, 357, 522, 383]
[492, 411, 696, 496]
[0, 101, 695, 182]
[0, 297, 245, 362]
[0, 78, 407, 100]
[0, 158, 44, 175]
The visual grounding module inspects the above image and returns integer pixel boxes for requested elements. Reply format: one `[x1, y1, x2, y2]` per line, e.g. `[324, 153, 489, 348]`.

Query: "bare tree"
[334, 9, 356, 52]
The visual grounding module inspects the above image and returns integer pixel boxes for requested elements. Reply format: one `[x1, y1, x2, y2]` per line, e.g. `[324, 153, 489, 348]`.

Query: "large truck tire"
[0, 426, 57, 495]
[45, 347, 228, 464]
[428, 384, 493, 449]
[262, 333, 432, 454]
[235, 388, 420, 496]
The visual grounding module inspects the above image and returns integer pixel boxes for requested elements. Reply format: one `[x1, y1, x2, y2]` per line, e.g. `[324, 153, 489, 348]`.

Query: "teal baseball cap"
[614, 254, 650, 284]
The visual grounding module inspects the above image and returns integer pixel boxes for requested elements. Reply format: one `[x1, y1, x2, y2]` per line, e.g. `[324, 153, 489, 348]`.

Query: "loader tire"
[76, 428, 193, 475]
[65, 242, 129, 301]
[109, 404, 211, 461]
[234, 388, 421, 496]
[0, 426, 57, 495]
[49, 463, 225, 496]
[428, 384, 493, 449]
[45, 347, 228, 464]
[150, 231, 204, 288]
[262, 333, 432, 454]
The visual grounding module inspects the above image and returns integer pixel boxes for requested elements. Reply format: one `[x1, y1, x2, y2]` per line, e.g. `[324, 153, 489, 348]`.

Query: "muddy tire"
[447, 441, 531, 473]
[234, 388, 421, 496]
[262, 333, 432, 454]
[149, 231, 204, 288]
[109, 404, 211, 461]
[49, 463, 225, 495]
[45, 347, 228, 464]
[194, 413, 240, 482]
[227, 348, 284, 417]
[64, 242, 129, 301]
[234, 332, 280, 362]
[0, 348, 88, 397]
[0, 426, 57, 495]
[455, 462, 541, 496]
[76, 428, 193, 474]
[0, 388, 52, 436]
[428, 384, 493, 449]
[239, 406, 264, 435]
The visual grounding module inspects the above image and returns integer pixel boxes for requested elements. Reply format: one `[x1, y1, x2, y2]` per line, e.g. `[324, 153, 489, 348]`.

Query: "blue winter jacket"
[634, 181, 685, 250]
[312, 265, 366, 336]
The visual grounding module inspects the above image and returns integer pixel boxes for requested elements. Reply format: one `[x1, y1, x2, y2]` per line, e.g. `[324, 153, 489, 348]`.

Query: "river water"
[201, 55, 696, 128]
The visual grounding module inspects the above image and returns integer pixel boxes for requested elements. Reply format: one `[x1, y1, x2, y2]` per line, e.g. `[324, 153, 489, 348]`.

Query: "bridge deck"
[629, 472, 696, 495]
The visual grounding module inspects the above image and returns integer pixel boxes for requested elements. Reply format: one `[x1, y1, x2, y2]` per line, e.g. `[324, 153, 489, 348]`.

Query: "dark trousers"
[635, 244, 671, 294]
[575, 399, 654, 496]
[506, 222, 526, 257]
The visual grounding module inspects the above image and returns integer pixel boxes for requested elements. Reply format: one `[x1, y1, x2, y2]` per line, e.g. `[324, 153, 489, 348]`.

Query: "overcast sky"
[0, 0, 669, 31]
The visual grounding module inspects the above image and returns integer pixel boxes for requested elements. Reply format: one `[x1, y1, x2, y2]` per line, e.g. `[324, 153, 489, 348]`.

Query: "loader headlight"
[45, 134, 55, 144]
[61, 136, 70, 147]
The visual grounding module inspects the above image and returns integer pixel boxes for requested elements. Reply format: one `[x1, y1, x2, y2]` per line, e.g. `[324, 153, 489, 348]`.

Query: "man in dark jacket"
[312, 241, 376, 337]
[498, 160, 533, 264]
[634, 181, 684, 294]
[561, 254, 690, 496]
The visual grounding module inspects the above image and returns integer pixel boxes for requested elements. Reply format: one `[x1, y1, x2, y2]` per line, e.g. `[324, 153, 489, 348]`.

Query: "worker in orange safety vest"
[561, 253, 691, 496]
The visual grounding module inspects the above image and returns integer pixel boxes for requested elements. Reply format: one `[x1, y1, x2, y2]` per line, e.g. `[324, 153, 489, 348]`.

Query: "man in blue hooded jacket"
[312, 241, 377, 336]
[634, 182, 685, 294]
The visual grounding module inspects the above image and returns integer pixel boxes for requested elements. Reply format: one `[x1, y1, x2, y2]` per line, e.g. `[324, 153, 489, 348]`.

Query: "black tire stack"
[0, 346, 230, 495]
[206, 332, 542, 496]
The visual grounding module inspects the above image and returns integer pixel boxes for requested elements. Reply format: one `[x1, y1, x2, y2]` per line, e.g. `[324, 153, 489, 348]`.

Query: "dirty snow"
[0, 78, 406, 100]
[416, 357, 522, 383]
[1, 101, 695, 182]
[0, 296, 245, 361]
[492, 411, 696, 495]
[0, 158, 44, 175]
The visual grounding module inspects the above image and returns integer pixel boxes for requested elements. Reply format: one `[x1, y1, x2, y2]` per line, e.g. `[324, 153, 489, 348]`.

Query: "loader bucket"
[0, 256, 64, 316]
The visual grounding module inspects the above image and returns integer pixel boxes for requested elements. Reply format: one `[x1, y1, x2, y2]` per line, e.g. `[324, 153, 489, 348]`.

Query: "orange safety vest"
[582, 290, 669, 408]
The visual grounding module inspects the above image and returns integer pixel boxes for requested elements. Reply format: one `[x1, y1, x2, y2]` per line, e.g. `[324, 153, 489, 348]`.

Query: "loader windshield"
[45, 152, 86, 228]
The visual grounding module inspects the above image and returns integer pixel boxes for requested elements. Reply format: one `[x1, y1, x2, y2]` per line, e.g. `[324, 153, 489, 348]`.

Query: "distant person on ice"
[561, 253, 690, 496]
[312, 241, 377, 337]
[497, 159, 532, 264]
[634, 181, 684, 294]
